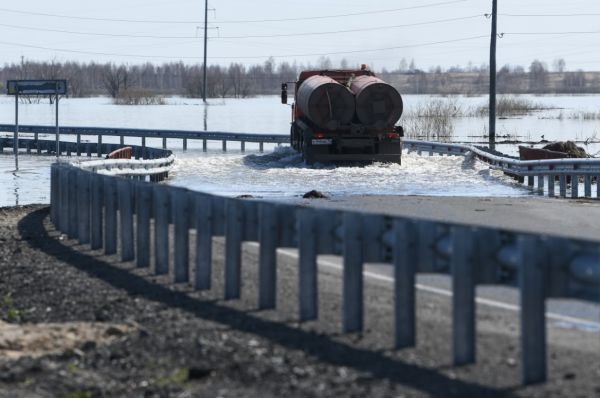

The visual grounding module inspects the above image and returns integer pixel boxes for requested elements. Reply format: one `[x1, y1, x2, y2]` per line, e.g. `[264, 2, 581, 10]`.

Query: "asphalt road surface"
[303, 195, 600, 328]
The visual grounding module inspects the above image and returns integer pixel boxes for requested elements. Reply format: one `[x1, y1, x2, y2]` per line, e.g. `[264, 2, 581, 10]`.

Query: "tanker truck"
[281, 66, 404, 164]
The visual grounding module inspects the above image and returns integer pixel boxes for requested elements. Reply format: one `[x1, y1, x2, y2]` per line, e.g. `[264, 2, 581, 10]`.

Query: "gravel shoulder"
[0, 205, 599, 397]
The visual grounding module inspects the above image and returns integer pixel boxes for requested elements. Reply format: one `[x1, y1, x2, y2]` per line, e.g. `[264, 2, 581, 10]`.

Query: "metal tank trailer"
[281, 65, 404, 164]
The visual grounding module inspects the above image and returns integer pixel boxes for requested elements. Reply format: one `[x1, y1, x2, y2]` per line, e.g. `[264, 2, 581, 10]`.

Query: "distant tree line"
[0, 57, 597, 99]
[380, 58, 597, 95]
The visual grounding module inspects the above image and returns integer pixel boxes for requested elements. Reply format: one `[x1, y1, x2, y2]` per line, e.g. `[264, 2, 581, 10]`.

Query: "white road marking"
[269, 246, 600, 330]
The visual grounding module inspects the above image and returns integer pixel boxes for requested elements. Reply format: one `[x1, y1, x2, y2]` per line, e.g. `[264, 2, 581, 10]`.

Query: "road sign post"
[6, 80, 67, 169]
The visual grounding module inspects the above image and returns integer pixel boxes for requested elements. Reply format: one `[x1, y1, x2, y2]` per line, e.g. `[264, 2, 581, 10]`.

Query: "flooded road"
[0, 94, 598, 206]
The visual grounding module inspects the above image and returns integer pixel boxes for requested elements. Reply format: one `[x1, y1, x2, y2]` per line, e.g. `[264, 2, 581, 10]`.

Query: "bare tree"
[102, 64, 135, 98]
[529, 60, 548, 93]
[553, 58, 566, 73]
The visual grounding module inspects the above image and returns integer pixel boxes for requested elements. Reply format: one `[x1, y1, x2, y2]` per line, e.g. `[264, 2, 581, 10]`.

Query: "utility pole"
[489, 0, 497, 151]
[202, 0, 208, 103]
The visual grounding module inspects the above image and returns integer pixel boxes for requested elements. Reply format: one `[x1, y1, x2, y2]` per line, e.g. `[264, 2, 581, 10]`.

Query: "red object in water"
[518, 146, 568, 161]
[106, 146, 132, 160]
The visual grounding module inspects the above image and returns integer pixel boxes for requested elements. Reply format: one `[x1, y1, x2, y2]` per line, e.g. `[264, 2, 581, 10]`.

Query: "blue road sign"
[7, 80, 67, 96]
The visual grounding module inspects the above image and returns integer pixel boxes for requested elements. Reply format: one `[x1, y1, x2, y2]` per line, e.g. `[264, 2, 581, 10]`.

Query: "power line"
[0, 0, 466, 25]
[218, 15, 483, 39]
[0, 22, 215, 39]
[212, 0, 468, 23]
[0, 7, 203, 24]
[0, 15, 482, 41]
[0, 35, 488, 60]
[500, 13, 600, 17]
[502, 30, 600, 36]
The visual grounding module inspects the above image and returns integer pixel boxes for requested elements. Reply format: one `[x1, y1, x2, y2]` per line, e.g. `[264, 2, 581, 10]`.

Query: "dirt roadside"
[0, 205, 599, 398]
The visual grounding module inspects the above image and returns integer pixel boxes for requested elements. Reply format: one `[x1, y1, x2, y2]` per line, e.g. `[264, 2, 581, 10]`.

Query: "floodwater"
[0, 95, 598, 206]
[169, 147, 524, 198]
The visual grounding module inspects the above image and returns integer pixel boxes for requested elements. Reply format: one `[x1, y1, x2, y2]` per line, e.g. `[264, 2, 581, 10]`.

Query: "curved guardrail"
[1, 138, 175, 181]
[78, 155, 175, 178]
[50, 157, 599, 386]
[404, 139, 600, 199]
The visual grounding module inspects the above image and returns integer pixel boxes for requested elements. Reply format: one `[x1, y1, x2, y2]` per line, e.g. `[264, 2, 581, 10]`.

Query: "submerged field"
[0, 94, 598, 206]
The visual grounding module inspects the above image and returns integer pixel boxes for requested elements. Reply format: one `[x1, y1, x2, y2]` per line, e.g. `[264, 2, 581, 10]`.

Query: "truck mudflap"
[303, 139, 402, 164]
[309, 153, 402, 164]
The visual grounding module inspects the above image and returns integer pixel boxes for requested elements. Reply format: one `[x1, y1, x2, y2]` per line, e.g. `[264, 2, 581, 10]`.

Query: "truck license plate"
[311, 139, 332, 145]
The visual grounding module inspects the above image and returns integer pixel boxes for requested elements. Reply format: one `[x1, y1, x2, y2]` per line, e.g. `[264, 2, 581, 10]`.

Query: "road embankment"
[0, 204, 598, 397]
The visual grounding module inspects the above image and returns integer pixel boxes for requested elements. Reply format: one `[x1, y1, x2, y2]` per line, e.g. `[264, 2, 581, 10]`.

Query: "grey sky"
[1, 0, 599, 71]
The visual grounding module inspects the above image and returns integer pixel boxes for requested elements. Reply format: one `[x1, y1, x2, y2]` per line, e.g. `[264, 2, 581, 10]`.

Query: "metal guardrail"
[0, 124, 287, 152]
[78, 155, 176, 178]
[0, 138, 174, 181]
[404, 139, 600, 199]
[51, 160, 599, 386]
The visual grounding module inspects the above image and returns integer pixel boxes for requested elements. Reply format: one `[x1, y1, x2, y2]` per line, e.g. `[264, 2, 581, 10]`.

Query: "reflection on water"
[0, 155, 51, 207]
[203, 104, 208, 131]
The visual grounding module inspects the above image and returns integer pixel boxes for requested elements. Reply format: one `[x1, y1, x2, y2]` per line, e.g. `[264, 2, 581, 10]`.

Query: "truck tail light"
[314, 132, 326, 139]
[386, 132, 400, 139]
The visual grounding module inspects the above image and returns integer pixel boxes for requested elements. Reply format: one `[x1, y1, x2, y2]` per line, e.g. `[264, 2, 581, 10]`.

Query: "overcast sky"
[1, 0, 599, 71]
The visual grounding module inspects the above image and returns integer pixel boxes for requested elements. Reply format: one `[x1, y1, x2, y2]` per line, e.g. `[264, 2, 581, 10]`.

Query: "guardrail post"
[224, 199, 243, 299]
[597, 175, 600, 199]
[76, 134, 81, 156]
[153, 185, 170, 275]
[50, 164, 58, 226]
[172, 189, 190, 283]
[135, 182, 152, 268]
[77, 170, 91, 244]
[141, 136, 146, 150]
[518, 235, 547, 385]
[547, 175, 555, 197]
[559, 175, 566, 198]
[183, 138, 187, 151]
[222, 140, 227, 152]
[162, 137, 167, 149]
[58, 165, 69, 233]
[451, 226, 476, 365]
[258, 203, 278, 309]
[571, 175, 579, 198]
[67, 168, 79, 239]
[120, 135, 124, 145]
[418, 222, 438, 272]
[241, 141, 245, 152]
[195, 194, 213, 290]
[90, 173, 103, 249]
[298, 208, 318, 321]
[259, 142, 264, 152]
[104, 176, 117, 255]
[394, 220, 417, 348]
[343, 212, 363, 333]
[202, 139, 207, 152]
[527, 175, 534, 188]
[118, 178, 135, 262]
[135, 182, 153, 268]
[97, 135, 102, 157]
[538, 175, 544, 195]
[584, 175, 591, 198]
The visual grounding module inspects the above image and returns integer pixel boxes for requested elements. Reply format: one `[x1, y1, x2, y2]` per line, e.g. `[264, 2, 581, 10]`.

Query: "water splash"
[169, 147, 528, 198]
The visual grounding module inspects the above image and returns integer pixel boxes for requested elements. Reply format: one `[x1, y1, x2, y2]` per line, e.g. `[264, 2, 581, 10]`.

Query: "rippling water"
[169, 147, 527, 198]
[0, 155, 51, 207]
